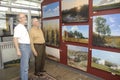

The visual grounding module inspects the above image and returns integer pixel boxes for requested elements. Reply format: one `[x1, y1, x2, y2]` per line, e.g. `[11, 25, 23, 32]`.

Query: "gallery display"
[42, 0, 120, 79]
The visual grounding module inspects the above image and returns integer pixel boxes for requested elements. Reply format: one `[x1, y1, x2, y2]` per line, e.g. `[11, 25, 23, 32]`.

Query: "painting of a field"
[93, 0, 120, 11]
[43, 19, 60, 47]
[42, 1, 59, 18]
[62, 25, 89, 44]
[67, 45, 88, 71]
[46, 46, 60, 62]
[62, 0, 88, 23]
[92, 49, 120, 75]
[93, 14, 120, 49]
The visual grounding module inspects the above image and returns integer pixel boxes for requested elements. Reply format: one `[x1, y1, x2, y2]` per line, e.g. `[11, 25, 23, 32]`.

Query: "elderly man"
[29, 18, 46, 77]
[13, 13, 31, 80]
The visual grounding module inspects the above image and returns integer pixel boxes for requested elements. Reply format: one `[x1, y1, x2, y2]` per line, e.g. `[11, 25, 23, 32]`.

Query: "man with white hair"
[29, 18, 46, 77]
[13, 13, 31, 80]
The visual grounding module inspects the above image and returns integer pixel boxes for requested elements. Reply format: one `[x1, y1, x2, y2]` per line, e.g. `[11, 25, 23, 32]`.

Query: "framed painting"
[92, 49, 120, 75]
[43, 19, 60, 47]
[42, 1, 59, 18]
[93, 0, 120, 11]
[46, 46, 60, 62]
[62, 0, 89, 23]
[62, 25, 89, 44]
[67, 45, 88, 71]
[93, 13, 120, 49]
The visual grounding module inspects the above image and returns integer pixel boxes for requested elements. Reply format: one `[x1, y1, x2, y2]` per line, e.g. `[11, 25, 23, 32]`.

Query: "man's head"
[17, 13, 27, 25]
[32, 18, 40, 27]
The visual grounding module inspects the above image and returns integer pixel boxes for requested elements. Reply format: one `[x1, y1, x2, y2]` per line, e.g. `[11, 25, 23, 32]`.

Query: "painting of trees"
[62, 25, 89, 44]
[93, 14, 120, 49]
[43, 19, 60, 47]
[95, 17, 111, 36]
[62, 0, 88, 23]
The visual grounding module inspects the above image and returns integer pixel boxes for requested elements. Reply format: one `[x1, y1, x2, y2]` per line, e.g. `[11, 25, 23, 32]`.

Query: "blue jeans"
[19, 44, 31, 80]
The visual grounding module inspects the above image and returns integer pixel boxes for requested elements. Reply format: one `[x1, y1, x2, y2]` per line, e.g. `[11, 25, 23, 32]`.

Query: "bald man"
[29, 18, 46, 77]
[13, 13, 31, 80]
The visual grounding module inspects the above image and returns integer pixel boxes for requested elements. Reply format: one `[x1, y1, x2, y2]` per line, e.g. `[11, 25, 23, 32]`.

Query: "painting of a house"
[62, 25, 89, 44]
[67, 45, 88, 71]
[92, 49, 120, 75]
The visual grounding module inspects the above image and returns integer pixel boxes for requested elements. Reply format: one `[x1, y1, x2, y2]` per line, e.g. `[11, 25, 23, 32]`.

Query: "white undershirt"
[13, 24, 30, 44]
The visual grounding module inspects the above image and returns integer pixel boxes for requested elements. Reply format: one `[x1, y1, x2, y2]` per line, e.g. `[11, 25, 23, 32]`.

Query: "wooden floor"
[0, 59, 103, 80]
[11, 72, 56, 80]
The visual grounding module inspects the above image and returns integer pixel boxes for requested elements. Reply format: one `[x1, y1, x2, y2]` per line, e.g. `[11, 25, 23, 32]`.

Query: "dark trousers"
[34, 43, 46, 75]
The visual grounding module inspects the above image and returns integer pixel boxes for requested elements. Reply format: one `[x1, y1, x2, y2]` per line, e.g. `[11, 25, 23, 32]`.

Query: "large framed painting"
[42, 1, 59, 18]
[62, 25, 89, 44]
[93, 13, 120, 49]
[43, 19, 60, 47]
[92, 49, 120, 75]
[62, 0, 89, 23]
[93, 0, 120, 11]
[67, 45, 88, 71]
[46, 46, 60, 62]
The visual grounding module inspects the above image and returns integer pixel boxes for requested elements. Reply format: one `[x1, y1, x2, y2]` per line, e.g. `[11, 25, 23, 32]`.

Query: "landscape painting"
[62, 0, 88, 23]
[93, 13, 120, 49]
[93, 0, 120, 11]
[42, 1, 59, 18]
[62, 25, 89, 44]
[92, 49, 120, 75]
[43, 19, 60, 47]
[46, 46, 60, 62]
[67, 45, 88, 71]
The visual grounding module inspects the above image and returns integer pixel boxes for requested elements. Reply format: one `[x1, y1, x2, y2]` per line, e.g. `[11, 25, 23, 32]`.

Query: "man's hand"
[17, 50, 21, 57]
[34, 51, 38, 56]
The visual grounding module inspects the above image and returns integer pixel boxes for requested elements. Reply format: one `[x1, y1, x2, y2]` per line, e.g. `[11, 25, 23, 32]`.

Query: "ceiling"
[0, 0, 43, 8]
[0, 0, 42, 3]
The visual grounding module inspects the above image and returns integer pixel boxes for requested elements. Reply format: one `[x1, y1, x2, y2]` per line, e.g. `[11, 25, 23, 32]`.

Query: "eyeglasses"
[19, 16, 26, 19]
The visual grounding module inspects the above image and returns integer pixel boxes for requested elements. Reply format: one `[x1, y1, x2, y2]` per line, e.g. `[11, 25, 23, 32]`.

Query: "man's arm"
[29, 30, 38, 56]
[13, 37, 21, 56]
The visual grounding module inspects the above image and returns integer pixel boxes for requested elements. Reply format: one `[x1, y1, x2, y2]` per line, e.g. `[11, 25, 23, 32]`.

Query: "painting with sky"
[93, 0, 120, 11]
[92, 49, 120, 75]
[62, 25, 89, 44]
[93, 13, 120, 49]
[42, 2, 59, 18]
[62, 0, 88, 23]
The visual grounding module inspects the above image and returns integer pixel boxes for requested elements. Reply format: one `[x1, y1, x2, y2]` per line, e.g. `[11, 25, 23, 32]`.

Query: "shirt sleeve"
[29, 29, 36, 54]
[13, 26, 21, 38]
